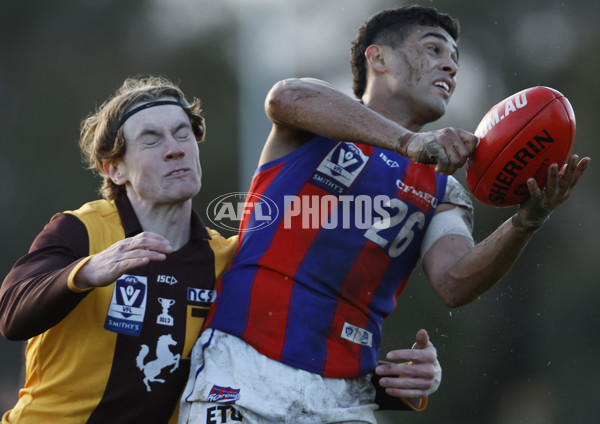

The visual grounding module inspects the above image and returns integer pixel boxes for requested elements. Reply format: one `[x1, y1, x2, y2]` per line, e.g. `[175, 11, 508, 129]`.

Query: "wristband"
[395, 132, 416, 156]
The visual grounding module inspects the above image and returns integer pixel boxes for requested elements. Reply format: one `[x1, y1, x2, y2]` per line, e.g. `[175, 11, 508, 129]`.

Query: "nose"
[440, 56, 458, 78]
[164, 135, 185, 160]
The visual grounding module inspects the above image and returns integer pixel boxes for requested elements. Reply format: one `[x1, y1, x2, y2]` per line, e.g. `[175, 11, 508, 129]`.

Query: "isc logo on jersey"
[312, 142, 369, 195]
[157, 274, 178, 285]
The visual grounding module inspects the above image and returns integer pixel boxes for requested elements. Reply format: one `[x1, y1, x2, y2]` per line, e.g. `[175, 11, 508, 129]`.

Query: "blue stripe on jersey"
[212, 139, 337, 338]
[279, 146, 415, 372]
[210, 136, 449, 377]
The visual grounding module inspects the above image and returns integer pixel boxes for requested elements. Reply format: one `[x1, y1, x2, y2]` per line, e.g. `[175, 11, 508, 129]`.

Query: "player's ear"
[104, 162, 127, 185]
[365, 45, 387, 72]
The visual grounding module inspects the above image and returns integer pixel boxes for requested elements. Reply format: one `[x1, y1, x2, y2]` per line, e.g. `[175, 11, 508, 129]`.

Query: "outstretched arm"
[424, 154, 590, 308]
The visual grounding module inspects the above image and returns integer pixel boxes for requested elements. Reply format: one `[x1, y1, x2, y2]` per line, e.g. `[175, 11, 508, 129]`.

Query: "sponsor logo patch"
[312, 142, 369, 195]
[341, 322, 373, 347]
[379, 151, 400, 168]
[157, 274, 178, 285]
[187, 287, 217, 304]
[207, 385, 241, 404]
[396, 178, 438, 212]
[206, 405, 243, 423]
[104, 274, 148, 336]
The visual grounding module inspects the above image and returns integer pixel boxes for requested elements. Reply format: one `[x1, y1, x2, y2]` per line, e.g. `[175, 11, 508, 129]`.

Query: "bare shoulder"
[258, 124, 313, 167]
[259, 77, 344, 166]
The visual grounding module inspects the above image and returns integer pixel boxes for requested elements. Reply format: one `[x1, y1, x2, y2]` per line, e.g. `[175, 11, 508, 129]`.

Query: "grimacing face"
[111, 101, 203, 208]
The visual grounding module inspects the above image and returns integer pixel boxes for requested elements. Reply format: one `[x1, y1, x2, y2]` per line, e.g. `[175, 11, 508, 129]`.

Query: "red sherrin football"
[465, 86, 576, 207]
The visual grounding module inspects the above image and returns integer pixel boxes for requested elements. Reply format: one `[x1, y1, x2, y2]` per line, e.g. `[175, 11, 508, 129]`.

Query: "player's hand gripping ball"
[465, 86, 576, 207]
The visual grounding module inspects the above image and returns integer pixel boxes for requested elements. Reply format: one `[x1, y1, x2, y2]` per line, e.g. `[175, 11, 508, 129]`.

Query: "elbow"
[1, 329, 21, 342]
[1, 319, 41, 341]
[437, 291, 462, 308]
[0, 299, 32, 341]
[265, 78, 317, 124]
[0, 312, 27, 341]
[265, 79, 299, 119]
[435, 279, 478, 309]
[441, 296, 470, 309]
[0, 294, 20, 340]
[0, 320, 22, 341]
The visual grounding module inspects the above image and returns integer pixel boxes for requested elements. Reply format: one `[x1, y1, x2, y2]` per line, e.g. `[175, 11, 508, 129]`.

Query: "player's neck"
[362, 93, 423, 132]
[130, 198, 193, 251]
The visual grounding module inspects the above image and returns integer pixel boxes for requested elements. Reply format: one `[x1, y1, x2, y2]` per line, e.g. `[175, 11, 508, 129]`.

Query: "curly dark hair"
[79, 75, 205, 201]
[350, 5, 460, 99]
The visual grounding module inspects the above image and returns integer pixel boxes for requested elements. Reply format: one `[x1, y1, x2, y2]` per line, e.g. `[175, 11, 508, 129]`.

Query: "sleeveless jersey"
[205, 137, 448, 378]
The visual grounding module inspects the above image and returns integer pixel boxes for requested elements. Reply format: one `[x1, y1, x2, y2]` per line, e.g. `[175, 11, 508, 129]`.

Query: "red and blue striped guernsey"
[205, 136, 448, 378]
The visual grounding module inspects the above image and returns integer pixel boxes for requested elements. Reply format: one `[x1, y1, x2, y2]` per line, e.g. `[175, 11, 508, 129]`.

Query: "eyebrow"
[421, 32, 459, 59]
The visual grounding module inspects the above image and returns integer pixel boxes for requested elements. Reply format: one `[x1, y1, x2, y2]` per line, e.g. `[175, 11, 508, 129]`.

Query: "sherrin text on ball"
[466, 86, 576, 206]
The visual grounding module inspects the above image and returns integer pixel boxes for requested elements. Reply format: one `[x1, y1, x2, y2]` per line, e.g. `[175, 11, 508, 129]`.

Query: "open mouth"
[434, 80, 451, 94]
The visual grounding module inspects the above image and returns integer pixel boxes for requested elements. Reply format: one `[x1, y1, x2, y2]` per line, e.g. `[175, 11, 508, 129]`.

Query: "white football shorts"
[179, 328, 378, 424]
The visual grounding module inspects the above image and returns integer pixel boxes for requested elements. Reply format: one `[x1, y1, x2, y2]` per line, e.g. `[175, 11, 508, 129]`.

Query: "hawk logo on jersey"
[312, 142, 369, 195]
[105, 274, 148, 336]
[136, 334, 181, 392]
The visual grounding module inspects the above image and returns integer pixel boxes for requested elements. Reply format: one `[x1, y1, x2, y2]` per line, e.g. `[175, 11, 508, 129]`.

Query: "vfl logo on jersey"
[207, 385, 241, 403]
[105, 274, 148, 336]
[187, 287, 217, 304]
[136, 334, 181, 392]
[312, 142, 369, 195]
[341, 322, 373, 347]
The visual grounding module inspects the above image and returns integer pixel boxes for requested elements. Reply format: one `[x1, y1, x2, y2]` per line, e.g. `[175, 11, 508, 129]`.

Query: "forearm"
[0, 213, 90, 340]
[265, 78, 408, 150]
[0, 260, 88, 340]
[426, 217, 535, 308]
[428, 155, 589, 307]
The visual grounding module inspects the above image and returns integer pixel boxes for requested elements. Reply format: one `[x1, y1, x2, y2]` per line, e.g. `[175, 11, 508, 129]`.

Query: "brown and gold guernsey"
[0, 194, 237, 423]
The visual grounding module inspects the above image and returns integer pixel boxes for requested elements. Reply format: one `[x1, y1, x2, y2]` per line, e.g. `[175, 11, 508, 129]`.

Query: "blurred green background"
[1, 0, 598, 422]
